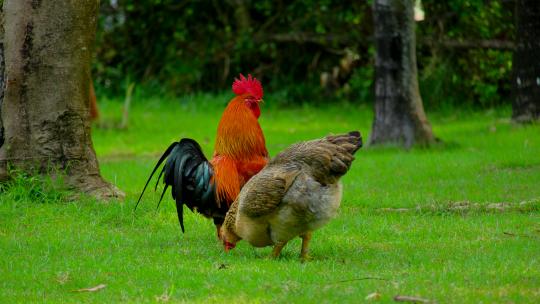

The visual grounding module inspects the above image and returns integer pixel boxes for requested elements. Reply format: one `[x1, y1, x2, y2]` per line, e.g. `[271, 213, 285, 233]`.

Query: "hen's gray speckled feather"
[223, 131, 362, 249]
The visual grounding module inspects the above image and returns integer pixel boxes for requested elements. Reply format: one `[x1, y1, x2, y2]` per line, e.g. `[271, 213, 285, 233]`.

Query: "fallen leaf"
[73, 284, 106, 293]
[366, 292, 381, 300]
[394, 295, 434, 303]
[155, 293, 170, 302]
[56, 272, 70, 285]
[218, 263, 228, 270]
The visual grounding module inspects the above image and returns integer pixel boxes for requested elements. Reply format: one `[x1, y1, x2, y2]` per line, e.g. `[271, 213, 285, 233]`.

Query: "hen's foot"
[271, 241, 288, 258]
[299, 232, 313, 262]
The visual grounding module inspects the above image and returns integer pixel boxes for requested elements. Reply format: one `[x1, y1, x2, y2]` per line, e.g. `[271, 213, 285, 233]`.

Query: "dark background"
[93, 0, 514, 109]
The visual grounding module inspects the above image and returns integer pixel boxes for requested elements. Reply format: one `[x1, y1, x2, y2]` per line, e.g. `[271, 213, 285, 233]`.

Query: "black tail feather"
[175, 199, 185, 233]
[155, 184, 169, 211]
[154, 165, 166, 191]
[135, 138, 221, 234]
[135, 142, 177, 211]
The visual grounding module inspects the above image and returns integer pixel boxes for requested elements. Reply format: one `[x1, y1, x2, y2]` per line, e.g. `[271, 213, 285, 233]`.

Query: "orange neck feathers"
[214, 94, 267, 159]
[211, 94, 268, 205]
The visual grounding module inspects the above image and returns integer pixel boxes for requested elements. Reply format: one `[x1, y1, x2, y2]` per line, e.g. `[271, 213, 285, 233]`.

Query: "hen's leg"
[271, 241, 288, 258]
[300, 231, 313, 262]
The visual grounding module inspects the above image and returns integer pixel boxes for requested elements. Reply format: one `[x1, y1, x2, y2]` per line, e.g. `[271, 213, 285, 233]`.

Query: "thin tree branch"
[421, 38, 515, 50]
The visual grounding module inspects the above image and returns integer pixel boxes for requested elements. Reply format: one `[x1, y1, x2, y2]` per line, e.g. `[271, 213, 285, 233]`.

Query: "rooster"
[221, 131, 362, 261]
[136, 74, 268, 238]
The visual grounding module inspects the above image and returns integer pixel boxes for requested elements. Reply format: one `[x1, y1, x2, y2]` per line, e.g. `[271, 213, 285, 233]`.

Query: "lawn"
[1, 95, 539, 303]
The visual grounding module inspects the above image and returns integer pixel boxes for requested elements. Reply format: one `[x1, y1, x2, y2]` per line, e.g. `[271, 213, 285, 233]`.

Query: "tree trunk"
[370, 0, 435, 148]
[0, 0, 124, 200]
[512, 0, 540, 123]
[0, 6, 5, 164]
[227, 0, 251, 32]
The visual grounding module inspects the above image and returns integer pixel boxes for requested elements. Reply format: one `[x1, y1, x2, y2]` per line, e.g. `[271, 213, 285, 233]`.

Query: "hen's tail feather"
[326, 131, 363, 154]
[135, 142, 178, 211]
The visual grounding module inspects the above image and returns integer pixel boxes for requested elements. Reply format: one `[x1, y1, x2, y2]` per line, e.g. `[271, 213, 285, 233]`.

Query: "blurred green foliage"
[93, 0, 514, 108]
[418, 0, 514, 108]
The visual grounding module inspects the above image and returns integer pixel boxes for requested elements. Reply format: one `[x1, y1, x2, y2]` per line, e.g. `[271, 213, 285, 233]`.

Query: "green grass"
[1, 95, 540, 303]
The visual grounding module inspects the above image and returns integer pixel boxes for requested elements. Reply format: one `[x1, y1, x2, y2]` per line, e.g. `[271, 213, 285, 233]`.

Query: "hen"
[221, 131, 362, 260]
[136, 74, 268, 237]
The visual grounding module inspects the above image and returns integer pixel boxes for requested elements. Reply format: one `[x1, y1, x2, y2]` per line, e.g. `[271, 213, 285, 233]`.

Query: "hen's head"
[232, 74, 263, 118]
[220, 225, 241, 252]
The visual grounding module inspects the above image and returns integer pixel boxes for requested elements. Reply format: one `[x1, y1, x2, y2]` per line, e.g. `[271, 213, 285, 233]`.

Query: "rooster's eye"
[245, 98, 256, 107]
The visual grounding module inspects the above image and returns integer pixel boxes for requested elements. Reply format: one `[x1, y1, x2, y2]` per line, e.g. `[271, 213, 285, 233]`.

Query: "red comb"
[232, 74, 263, 100]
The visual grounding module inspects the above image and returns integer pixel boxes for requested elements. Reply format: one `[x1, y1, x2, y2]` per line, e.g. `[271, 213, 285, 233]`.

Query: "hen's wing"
[238, 166, 300, 218]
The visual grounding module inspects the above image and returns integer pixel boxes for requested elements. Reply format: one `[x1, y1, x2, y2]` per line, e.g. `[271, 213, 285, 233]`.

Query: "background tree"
[1, 5, 5, 167]
[512, 0, 540, 123]
[369, 0, 435, 147]
[0, 0, 123, 199]
[92, 1, 514, 109]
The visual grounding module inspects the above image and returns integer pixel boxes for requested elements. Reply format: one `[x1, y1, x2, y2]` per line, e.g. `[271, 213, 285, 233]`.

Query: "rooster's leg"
[271, 241, 288, 258]
[213, 218, 224, 240]
[215, 224, 222, 239]
[300, 231, 313, 262]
